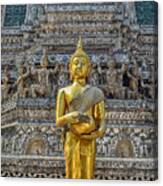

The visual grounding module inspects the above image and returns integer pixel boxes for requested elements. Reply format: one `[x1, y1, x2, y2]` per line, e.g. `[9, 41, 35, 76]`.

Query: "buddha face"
[70, 56, 90, 80]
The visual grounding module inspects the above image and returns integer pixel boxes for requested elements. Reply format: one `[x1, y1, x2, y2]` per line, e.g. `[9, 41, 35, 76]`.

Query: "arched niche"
[26, 136, 45, 155]
[115, 139, 134, 158]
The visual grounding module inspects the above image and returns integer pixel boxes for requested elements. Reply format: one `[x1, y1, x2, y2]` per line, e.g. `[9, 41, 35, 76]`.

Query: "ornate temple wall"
[1, 2, 158, 180]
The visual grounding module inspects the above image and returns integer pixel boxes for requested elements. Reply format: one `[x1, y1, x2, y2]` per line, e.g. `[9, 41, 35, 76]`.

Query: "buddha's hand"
[68, 112, 93, 124]
[77, 113, 93, 124]
[80, 130, 105, 140]
[66, 111, 81, 124]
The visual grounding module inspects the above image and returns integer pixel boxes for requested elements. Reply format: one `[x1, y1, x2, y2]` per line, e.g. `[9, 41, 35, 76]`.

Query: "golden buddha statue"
[56, 37, 105, 179]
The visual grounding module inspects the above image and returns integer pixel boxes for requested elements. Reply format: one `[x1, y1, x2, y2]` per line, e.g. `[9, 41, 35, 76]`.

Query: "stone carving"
[14, 65, 31, 98]
[30, 49, 55, 97]
[106, 59, 125, 99]
[2, 55, 156, 100]
[2, 67, 11, 100]
[128, 64, 141, 99]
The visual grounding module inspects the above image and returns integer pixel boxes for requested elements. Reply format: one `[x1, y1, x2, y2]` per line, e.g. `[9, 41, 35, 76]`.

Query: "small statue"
[89, 63, 99, 86]
[128, 65, 141, 99]
[106, 59, 124, 98]
[2, 67, 11, 100]
[56, 37, 106, 179]
[140, 67, 155, 99]
[14, 65, 31, 98]
[49, 63, 59, 97]
[97, 63, 104, 84]
[30, 49, 51, 97]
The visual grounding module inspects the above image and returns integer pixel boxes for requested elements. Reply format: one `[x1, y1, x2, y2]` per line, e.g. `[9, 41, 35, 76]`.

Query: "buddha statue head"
[69, 37, 91, 81]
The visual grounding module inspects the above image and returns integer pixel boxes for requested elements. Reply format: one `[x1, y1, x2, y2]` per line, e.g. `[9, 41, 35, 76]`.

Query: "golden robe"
[64, 131, 96, 179]
[57, 85, 105, 179]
